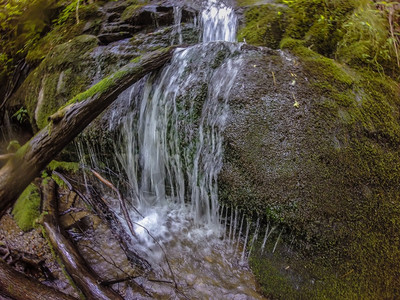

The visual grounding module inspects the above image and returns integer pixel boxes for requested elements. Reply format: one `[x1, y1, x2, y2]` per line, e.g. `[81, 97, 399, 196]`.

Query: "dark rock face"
[221, 48, 344, 240]
[96, 1, 198, 45]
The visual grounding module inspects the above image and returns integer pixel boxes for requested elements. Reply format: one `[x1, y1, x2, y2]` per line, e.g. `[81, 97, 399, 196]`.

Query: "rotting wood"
[0, 47, 177, 215]
[40, 179, 123, 300]
[0, 260, 75, 300]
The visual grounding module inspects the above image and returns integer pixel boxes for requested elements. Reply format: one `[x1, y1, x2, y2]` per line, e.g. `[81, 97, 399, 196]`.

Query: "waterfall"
[75, 2, 261, 293]
[118, 44, 241, 228]
[114, 0, 241, 230]
[202, 0, 237, 42]
[71, 2, 271, 297]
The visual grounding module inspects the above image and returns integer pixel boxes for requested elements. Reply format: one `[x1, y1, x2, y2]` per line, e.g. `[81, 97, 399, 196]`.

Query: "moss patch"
[48, 160, 79, 173]
[12, 183, 41, 232]
[238, 4, 287, 49]
[121, 1, 148, 22]
[11, 34, 99, 130]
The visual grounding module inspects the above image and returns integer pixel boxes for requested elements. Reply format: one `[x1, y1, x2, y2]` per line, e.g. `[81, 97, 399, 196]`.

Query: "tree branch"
[0, 47, 176, 214]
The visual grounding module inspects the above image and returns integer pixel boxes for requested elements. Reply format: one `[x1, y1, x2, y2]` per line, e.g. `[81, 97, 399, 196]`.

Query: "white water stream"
[78, 1, 266, 298]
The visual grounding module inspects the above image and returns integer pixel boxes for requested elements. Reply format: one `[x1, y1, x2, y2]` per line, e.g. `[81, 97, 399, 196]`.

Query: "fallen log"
[0, 260, 75, 300]
[0, 47, 176, 214]
[40, 179, 122, 300]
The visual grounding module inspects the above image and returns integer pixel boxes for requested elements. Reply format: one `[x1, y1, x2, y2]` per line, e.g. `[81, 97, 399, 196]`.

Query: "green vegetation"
[243, 36, 400, 299]
[238, 4, 287, 48]
[0, 0, 60, 78]
[48, 160, 79, 173]
[238, 0, 400, 77]
[121, 0, 148, 22]
[12, 183, 41, 231]
[6, 140, 20, 152]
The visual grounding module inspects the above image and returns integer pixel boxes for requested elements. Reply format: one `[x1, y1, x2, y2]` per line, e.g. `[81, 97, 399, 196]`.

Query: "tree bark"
[0, 260, 75, 300]
[0, 48, 175, 214]
[41, 179, 122, 300]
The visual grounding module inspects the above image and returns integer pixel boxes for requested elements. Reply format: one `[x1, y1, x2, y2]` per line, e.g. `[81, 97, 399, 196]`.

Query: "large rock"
[219, 40, 400, 297]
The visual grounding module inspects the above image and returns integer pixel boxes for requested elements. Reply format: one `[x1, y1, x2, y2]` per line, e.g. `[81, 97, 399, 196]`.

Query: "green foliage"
[11, 107, 28, 123]
[235, 0, 397, 75]
[54, 0, 78, 26]
[6, 140, 20, 152]
[336, 3, 396, 73]
[0, 0, 58, 65]
[12, 183, 41, 231]
[238, 4, 287, 48]
[121, 0, 148, 22]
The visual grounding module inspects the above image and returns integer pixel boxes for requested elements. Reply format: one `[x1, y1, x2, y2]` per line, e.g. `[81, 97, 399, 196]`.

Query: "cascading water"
[77, 1, 265, 298]
[119, 46, 241, 226]
[202, 0, 237, 42]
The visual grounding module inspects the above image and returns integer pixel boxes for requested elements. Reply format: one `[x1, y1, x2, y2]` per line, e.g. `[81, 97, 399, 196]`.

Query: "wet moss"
[250, 255, 296, 299]
[238, 4, 287, 49]
[228, 38, 400, 298]
[211, 50, 228, 69]
[48, 160, 79, 173]
[12, 183, 41, 232]
[11, 34, 99, 130]
[280, 37, 354, 88]
[64, 67, 131, 106]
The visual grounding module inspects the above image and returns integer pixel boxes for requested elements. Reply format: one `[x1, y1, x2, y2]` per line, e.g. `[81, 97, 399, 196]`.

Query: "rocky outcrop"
[7, 0, 200, 132]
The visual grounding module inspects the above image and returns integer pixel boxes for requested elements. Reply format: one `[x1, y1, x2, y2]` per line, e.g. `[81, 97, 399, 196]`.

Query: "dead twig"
[91, 168, 143, 229]
[0, 153, 14, 161]
[53, 170, 90, 204]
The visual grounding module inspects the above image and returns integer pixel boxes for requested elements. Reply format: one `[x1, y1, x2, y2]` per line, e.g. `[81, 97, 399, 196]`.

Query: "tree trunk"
[0, 260, 75, 300]
[41, 179, 122, 300]
[0, 48, 175, 214]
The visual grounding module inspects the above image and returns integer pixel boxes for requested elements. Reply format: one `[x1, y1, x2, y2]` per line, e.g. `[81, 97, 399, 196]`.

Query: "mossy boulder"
[218, 42, 400, 298]
[9, 35, 100, 130]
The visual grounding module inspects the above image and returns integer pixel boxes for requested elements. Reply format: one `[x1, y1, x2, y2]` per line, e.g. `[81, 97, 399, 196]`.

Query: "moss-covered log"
[41, 179, 121, 300]
[0, 260, 75, 300]
[0, 47, 175, 214]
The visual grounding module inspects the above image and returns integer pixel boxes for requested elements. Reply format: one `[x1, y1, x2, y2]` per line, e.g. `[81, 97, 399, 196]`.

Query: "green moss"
[12, 183, 41, 231]
[250, 255, 297, 299]
[64, 68, 131, 106]
[13, 142, 31, 161]
[280, 38, 354, 88]
[130, 55, 142, 63]
[211, 50, 228, 69]
[121, 1, 147, 22]
[6, 140, 21, 152]
[238, 4, 287, 49]
[279, 0, 357, 56]
[48, 160, 79, 173]
[231, 34, 400, 298]
[13, 34, 99, 130]
[26, 1, 102, 64]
